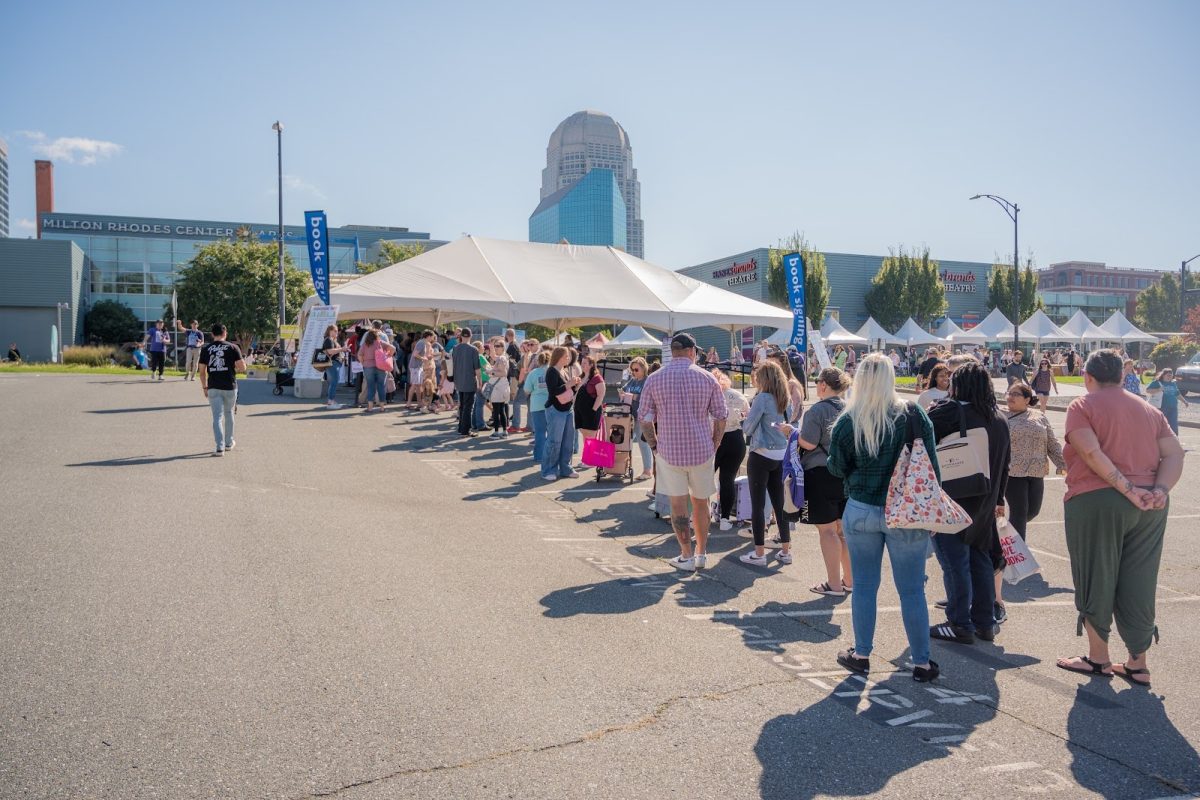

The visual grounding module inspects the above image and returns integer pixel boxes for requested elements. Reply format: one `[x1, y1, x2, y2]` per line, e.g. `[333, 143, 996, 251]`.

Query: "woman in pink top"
[1055, 350, 1184, 687]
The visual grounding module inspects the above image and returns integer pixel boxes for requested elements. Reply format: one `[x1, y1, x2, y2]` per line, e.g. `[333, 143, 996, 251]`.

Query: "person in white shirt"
[917, 363, 951, 409]
[754, 340, 770, 365]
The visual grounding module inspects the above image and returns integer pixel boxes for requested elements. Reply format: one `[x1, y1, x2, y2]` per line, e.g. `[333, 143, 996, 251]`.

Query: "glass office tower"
[529, 169, 627, 251]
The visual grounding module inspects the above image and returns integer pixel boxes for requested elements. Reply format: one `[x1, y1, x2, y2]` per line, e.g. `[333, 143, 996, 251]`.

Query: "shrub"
[1148, 337, 1198, 371]
[85, 299, 143, 344]
[63, 345, 116, 367]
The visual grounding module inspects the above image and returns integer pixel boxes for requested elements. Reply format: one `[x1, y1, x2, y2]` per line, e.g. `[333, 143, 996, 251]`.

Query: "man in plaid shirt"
[638, 333, 728, 571]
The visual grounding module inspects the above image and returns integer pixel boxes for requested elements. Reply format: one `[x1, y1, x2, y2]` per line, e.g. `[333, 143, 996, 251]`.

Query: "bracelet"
[1153, 484, 1170, 494]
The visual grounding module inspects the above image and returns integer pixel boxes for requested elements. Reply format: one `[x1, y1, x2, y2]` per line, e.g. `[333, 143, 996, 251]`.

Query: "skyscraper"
[0, 138, 9, 238]
[534, 110, 643, 257]
[529, 168, 626, 251]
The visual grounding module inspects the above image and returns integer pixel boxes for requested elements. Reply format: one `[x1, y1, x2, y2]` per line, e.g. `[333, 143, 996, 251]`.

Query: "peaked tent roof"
[894, 318, 947, 346]
[970, 307, 1017, 341]
[1018, 309, 1073, 342]
[1099, 311, 1159, 343]
[321, 237, 795, 332]
[606, 325, 665, 350]
[856, 317, 905, 346]
[767, 320, 818, 346]
[820, 317, 869, 345]
[934, 318, 989, 344]
[1060, 310, 1111, 343]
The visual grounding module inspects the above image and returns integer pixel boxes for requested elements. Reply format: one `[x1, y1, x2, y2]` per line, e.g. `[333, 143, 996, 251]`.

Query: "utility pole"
[272, 121, 285, 341]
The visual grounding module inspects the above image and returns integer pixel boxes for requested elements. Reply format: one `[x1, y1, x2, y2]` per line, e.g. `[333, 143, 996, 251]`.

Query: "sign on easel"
[294, 305, 340, 382]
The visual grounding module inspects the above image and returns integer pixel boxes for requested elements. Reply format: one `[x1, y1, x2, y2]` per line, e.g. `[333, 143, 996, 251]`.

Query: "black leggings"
[149, 351, 165, 376]
[1004, 476, 1045, 540]
[748, 452, 790, 547]
[491, 402, 508, 431]
[714, 429, 747, 518]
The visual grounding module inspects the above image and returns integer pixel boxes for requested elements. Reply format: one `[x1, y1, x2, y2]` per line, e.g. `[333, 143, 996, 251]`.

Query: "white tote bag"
[999, 517, 1041, 584]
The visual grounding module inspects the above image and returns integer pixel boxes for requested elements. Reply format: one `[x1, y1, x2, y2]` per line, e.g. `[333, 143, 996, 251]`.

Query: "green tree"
[1136, 272, 1197, 332]
[84, 299, 143, 344]
[1148, 336, 1199, 370]
[356, 241, 425, 274]
[173, 233, 310, 352]
[863, 247, 948, 329]
[987, 257, 1044, 319]
[517, 323, 583, 342]
[766, 232, 830, 324]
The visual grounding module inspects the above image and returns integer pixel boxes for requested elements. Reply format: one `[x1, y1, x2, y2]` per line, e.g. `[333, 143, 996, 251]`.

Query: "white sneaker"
[647, 502, 658, 511]
[739, 551, 768, 566]
[776, 550, 793, 565]
[668, 555, 696, 571]
[693, 554, 708, 570]
[225, 440, 235, 451]
[719, 518, 733, 531]
[213, 448, 223, 457]
[542, 474, 559, 482]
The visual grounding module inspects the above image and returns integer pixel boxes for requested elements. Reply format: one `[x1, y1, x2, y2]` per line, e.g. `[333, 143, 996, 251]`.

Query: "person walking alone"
[637, 334, 728, 571]
[198, 323, 245, 456]
[452, 328, 482, 437]
[827, 353, 940, 682]
[146, 319, 170, 381]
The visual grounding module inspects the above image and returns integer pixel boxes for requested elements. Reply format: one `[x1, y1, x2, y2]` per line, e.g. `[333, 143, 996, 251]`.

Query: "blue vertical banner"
[783, 251, 807, 352]
[304, 210, 331, 305]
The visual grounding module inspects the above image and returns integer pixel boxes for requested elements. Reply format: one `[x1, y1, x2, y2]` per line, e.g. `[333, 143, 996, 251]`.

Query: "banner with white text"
[783, 251, 807, 353]
[304, 210, 331, 305]
[294, 304, 340, 382]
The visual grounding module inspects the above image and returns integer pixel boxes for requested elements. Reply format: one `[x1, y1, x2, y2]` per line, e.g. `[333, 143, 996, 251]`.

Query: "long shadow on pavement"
[67, 453, 215, 467]
[86, 404, 208, 414]
[1068, 681, 1200, 797]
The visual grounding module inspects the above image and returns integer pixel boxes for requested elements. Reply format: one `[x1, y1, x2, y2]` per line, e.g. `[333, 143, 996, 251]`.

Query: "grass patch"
[0, 363, 186, 376]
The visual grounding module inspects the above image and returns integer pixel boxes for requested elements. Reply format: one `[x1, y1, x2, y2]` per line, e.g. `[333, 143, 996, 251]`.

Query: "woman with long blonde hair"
[827, 353, 941, 682]
[738, 360, 794, 566]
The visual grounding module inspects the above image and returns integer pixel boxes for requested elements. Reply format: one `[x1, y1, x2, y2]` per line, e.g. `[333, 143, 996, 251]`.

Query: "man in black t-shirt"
[198, 323, 246, 456]
[504, 328, 523, 432]
[917, 348, 942, 390]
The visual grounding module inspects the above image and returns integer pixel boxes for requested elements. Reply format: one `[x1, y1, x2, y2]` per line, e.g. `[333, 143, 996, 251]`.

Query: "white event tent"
[856, 317, 904, 348]
[767, 320, 817, 347]
[606, 325, 665, 351]
[314, 237, 793, 333]
[1099, 311, 1159, 344]
[934, 318, 989, 345]
[970, 307, 1018, 342]
[1060, 310, 1110, 344]
[1018, 309, 1073, 347]
[820, 317, 869, 346]
[894, 317, 947, 347]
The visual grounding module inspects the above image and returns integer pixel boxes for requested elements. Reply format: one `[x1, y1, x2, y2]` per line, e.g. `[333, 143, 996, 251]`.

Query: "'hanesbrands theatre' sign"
[714, 257, 758, 287]
[941, 270, 978, 293]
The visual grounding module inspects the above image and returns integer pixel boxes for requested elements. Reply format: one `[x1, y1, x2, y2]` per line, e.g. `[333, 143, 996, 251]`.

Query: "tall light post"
[1181, 253, 1200, 330]
[272, 121, 285, 341]
[971, 194, 1020, 353]
[56, 301, 70, 363]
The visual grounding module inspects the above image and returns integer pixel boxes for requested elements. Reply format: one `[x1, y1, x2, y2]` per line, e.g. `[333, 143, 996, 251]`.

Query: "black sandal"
[1112, 663, 1151, 687]
[1056, 655, 1113, 677]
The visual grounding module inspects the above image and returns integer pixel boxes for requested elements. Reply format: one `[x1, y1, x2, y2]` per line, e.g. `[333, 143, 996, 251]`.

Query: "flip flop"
[1112, 663, 1151, 688]
[1055, 655, 1113, 677]
[810, 582, 846, 597]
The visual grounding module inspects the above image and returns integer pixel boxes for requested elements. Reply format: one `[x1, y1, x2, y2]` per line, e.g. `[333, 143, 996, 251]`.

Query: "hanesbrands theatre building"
[678, 248, 992, 356]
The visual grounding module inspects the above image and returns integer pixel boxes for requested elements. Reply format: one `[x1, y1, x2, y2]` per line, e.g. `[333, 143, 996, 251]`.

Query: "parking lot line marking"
[924, 734, 970, 744]
[419, 458, 467, 462]
[910, 722, 965, 729]
[982, 762, 1042, 773]
[797, 671, 854, 678]
[1028, 546, 1071, 562]
[887, 709, 934, 726]
[542, 537, 609, 542]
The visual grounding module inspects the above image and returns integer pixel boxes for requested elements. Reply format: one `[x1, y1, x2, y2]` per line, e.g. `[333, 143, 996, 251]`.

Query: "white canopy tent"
[767, 320, 818, 347]
[934, 318, 989, 345]
[1060, 310, 1111, 344]
[855, 317, 904, 348]
[1099, 311, 1159, 344]
[312, 236, 793, 333]
[606, 325, 665, 351]
[820, 317, 869, 346]
[894, 318, 947, 347]
[1018, 309, 1073, 344]
[970, 307, 1018, 342]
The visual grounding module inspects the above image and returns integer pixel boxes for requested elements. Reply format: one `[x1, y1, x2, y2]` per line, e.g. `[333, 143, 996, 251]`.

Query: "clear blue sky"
[3, 0, 1197, 272]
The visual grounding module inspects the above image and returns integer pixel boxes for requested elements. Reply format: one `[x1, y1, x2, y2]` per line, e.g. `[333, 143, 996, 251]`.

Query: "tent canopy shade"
[969, 307, 1018, 341]
[820, 317, 869, 345]
[1017, 309, 1073, 343]
[855, 317, 905, 346]
[767, 320, 818, 347]
[1060, 310, 1111, 343]
[606, 325, 667, 351]
[320, 237, 794, 332]
[1099, 311, 1159, 344]
[893, 317, 947, 347]
[934, 317, 989, 344]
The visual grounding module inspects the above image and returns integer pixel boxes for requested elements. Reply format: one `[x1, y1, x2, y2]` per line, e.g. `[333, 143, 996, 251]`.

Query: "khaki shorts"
[655, 454, 716, 499]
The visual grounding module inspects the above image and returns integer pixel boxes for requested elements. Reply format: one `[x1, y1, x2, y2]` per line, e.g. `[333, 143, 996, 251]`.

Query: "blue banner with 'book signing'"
[304, 210, 330, 305]
[783, 251, 806, 352]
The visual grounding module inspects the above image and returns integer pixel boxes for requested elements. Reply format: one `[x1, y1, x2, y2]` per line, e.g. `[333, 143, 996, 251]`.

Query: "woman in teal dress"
[1146, 368, 1189, 434]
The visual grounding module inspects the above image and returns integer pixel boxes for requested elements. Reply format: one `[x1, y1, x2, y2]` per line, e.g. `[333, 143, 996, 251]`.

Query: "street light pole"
[1181, 253, 1200, 330]
[272, 121, 285, 342]
[971, 194, 1021, 354]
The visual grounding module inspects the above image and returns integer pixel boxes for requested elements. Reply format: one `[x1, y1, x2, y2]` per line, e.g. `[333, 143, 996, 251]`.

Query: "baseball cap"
[670, 333, 697, 350]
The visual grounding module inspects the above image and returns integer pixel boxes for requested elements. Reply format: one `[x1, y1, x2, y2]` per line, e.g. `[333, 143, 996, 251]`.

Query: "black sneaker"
[930, 622, 974, 645]
[993, 602, 1008, 625]
[976, 624, 998, 642]
[837, 649, 870, 674]
[913, 660, 940, 683]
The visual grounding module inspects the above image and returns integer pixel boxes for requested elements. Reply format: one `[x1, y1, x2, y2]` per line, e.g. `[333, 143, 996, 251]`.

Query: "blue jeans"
[932, 532, 996, 634]
[325, 363, 341, 402]
[511, 382, 523, 428]
[364, 366, 386, 404]
[473, 391, 486, 429]
[843, 498, 932, 666]
[633, 420, 654, 475]
[542, 407, 575, 478]
[530, 409, 547, 462]
[208, 387, 237, 448]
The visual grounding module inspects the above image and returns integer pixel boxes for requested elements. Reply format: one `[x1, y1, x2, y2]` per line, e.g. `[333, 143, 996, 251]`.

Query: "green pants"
[1064, 488, 1167, 655]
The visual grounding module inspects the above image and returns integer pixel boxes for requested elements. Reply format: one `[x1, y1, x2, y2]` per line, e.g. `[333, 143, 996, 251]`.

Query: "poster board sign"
[809, 327, 832, 370]
[293, 304, 340, 381]
[660, 337, 672, 366]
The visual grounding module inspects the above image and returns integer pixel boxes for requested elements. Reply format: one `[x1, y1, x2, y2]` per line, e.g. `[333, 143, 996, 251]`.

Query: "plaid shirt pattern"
[637, 359, 727, 467]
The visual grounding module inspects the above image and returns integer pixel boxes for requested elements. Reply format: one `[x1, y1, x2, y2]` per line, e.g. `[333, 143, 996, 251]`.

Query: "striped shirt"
[638, 358, 727, 467]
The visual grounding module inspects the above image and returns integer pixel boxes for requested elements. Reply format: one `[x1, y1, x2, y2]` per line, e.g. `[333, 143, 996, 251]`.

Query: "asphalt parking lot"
[1, 372, 1198, 799]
